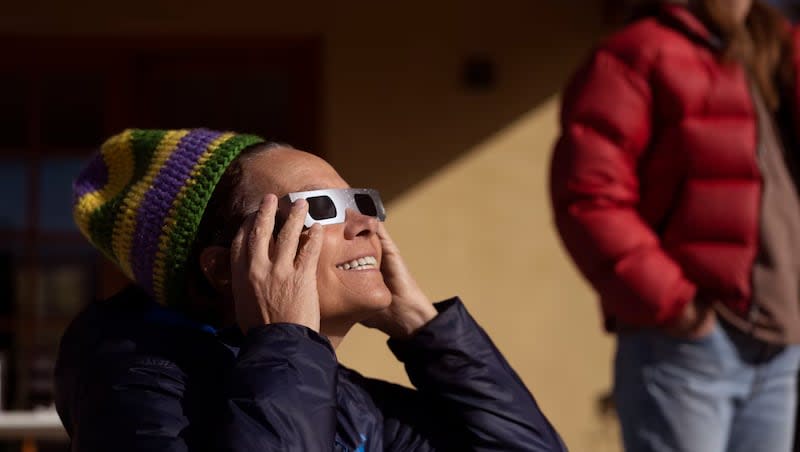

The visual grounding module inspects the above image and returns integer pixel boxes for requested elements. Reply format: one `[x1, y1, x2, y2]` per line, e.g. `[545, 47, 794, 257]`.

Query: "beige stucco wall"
[338, 97, 620, 451]
[3, 1, 620, 449]
[326, 5, 619, 450]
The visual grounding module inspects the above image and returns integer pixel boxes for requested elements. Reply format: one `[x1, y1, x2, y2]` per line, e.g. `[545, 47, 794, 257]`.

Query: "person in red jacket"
[551, 1, 800, 451]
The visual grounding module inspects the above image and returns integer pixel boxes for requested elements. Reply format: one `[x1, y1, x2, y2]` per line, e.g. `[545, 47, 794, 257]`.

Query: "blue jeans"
[613, 321, 800, 452]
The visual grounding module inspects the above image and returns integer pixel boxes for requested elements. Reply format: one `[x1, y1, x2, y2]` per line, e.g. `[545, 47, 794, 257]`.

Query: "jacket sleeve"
[58, 351, 193, 451]
[368, 298, 566, 452]
[549, 45, 696, 327]
[220, 323, 339, 452]
[58, 324, 338, 452]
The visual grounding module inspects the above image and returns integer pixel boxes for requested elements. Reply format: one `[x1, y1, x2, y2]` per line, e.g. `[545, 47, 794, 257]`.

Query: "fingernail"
[262, 194, 277, 205]
[293, 199, 307, 209]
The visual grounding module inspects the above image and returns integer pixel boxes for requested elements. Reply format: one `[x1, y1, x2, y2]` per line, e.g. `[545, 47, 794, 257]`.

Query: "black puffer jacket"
[54, 286, 566, 451]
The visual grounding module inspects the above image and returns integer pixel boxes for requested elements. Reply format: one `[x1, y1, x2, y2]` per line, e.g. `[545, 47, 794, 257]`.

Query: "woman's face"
[237, 147, 392, 329]
[722, 0, 753, 25]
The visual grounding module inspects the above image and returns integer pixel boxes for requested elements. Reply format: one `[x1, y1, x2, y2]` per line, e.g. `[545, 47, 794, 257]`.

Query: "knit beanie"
[72, 128, 265, 307]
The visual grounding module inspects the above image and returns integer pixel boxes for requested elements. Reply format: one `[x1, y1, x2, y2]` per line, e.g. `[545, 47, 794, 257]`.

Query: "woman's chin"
[319, 286, 392, 321]
[351, 287, 393, 313]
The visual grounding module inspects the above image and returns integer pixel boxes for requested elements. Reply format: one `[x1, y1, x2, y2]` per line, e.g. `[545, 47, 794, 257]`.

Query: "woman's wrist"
[391, 301, 437, 339]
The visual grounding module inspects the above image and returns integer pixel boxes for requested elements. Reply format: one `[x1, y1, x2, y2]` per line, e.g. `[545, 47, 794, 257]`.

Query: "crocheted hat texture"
[73, 129, 265, 307]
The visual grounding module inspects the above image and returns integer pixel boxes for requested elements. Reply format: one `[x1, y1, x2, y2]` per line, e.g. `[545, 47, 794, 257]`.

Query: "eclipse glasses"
[278, 188, 386, 228]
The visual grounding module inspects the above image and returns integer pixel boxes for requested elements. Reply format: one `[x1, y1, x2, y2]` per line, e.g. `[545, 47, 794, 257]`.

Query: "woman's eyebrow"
[294, 184, 327, 192]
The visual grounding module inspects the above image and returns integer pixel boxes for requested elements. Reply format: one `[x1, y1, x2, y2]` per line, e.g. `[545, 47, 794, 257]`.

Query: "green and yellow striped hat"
[73, 129, 264, 307]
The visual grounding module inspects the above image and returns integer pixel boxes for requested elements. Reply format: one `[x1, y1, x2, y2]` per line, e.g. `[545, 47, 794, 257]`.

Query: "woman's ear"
[199, 246, 232, 296]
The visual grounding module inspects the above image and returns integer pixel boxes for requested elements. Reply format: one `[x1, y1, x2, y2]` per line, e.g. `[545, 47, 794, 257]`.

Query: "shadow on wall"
[0, 0, 608, 204]
[324, 1, 610, 202]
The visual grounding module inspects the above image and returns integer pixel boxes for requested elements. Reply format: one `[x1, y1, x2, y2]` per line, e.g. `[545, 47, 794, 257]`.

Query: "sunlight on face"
[238, 148, 393, 330]
[724, 0, 754, 24]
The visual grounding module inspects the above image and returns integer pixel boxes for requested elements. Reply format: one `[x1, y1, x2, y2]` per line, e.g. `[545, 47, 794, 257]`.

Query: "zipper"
[334, 437, 351, 452]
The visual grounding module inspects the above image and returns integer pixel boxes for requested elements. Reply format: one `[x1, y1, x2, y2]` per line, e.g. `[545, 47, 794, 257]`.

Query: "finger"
[376, 222, 413, 280]
[249, 194, 278, 267]
[376, 222, 400, 255]
[275, 198, 308, 267]
[230, 210, 256, 274]
[296, 223, 324, 274]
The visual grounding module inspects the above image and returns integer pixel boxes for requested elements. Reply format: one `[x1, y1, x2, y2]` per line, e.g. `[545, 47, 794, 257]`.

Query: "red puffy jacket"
[550, 5, 800, 330]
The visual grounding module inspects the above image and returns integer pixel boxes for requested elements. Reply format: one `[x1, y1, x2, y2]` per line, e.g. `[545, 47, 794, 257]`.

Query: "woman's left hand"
[361, 222, 437, 339]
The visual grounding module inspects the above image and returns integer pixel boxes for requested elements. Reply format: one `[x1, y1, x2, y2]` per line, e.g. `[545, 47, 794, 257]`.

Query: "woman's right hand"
[229, 194, 324, 334]
[661, 298, 716, 340]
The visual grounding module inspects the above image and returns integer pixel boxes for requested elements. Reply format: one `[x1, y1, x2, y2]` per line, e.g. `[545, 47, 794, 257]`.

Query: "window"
[0, 36, 321, 413]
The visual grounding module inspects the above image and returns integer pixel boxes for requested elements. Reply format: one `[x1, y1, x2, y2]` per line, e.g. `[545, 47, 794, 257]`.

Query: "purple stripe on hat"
[130, 129, 223, 294]
[72, 153, 109, 203]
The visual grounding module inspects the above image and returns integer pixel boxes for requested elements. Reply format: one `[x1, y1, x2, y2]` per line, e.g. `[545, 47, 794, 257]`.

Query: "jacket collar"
[659, 3, 724, 50]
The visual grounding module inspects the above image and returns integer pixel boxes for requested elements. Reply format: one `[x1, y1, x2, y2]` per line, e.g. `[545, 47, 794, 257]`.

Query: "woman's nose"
[343, 208, 378, 239]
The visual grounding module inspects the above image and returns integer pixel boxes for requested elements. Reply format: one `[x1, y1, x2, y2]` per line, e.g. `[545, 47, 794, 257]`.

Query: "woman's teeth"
[337, 256, 378, 271]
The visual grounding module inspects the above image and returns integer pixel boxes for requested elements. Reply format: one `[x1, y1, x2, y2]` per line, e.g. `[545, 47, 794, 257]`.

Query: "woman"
[56, 129, 565, 451]
[551, 1, 800, 451]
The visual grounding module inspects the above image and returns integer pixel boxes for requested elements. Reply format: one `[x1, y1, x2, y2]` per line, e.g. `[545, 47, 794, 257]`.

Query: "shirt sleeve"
[550, 46, 696, 327]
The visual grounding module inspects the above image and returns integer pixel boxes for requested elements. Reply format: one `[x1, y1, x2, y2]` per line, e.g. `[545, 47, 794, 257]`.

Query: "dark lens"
[306, 196, 337, 220]
[354, 194, 378, 216]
